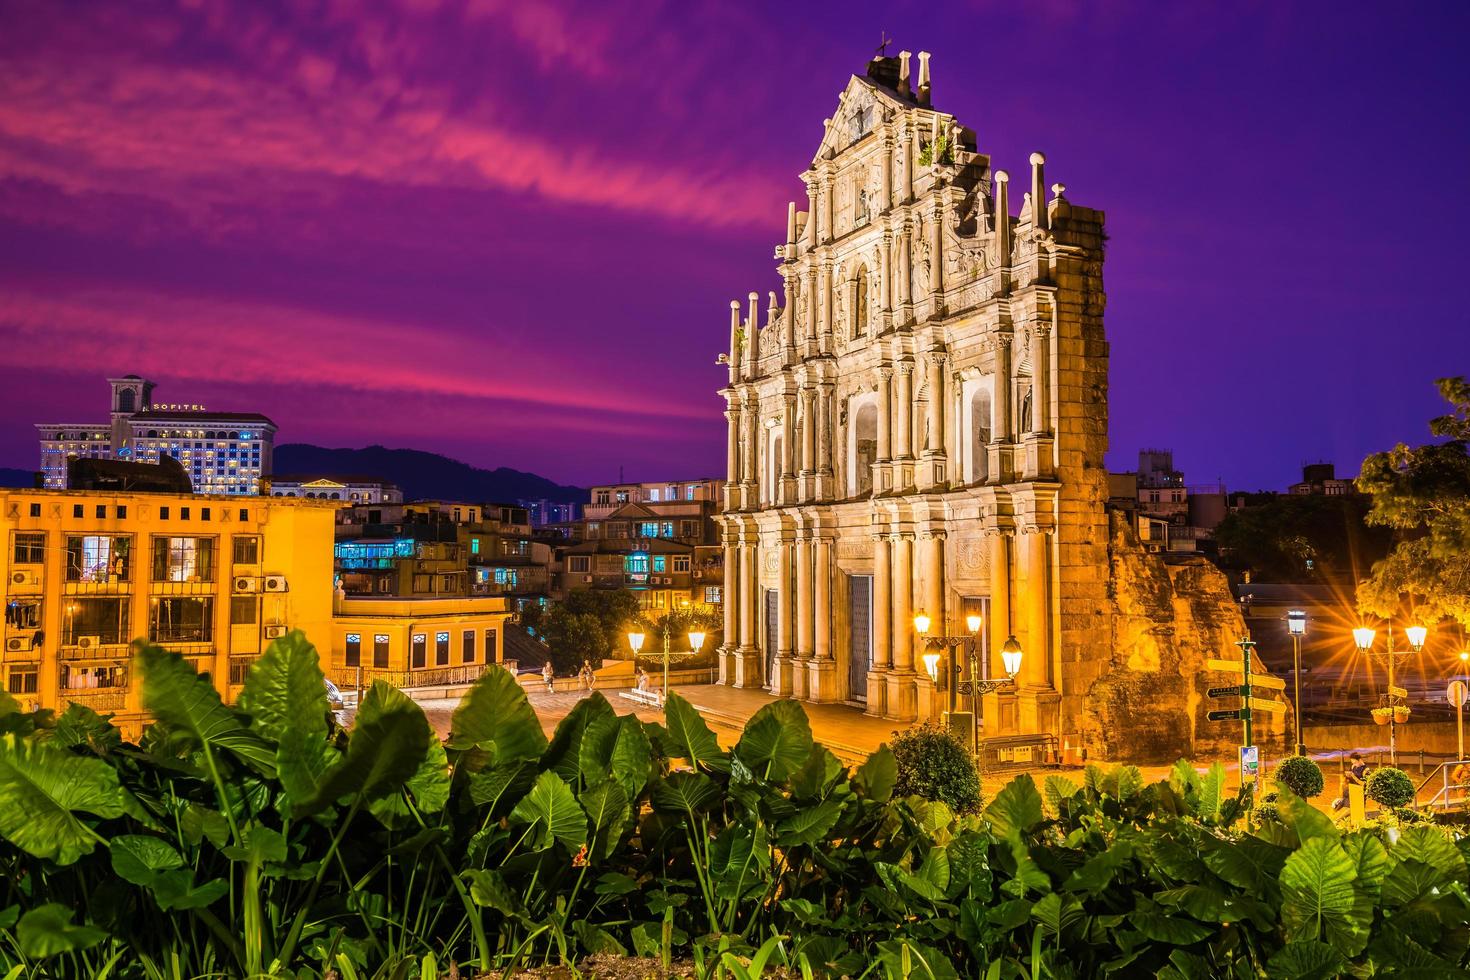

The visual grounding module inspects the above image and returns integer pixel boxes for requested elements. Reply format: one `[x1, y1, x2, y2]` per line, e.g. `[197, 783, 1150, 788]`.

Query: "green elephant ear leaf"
[579, 779, 631, 861]
[508, 770, 587, 852]
[662, 691, 726, 771]
[447, 665, 547, 769]
[734, 699, 813, 782]
[985, 775, 1044, 838]
[369, 736, 451, 829]
[853, 745, 898, 802]
[137, 644, 276, 775]
[294, 682, 431, 816]
[16, 903, 107, 958]
[237, 630, 329, 743]
[608, 715, 652, 800]
[0, 733, 126, 865]
[1266, 939, 1348, 980]
[650, 771, 720, 819]
[1280, 837, 1371, 956]
[110, 834, 184, 885]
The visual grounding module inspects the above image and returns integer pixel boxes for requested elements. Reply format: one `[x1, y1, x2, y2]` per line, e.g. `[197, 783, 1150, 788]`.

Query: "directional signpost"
[1204, 637, 1288, 792]
[1449, 679, 1469, 762]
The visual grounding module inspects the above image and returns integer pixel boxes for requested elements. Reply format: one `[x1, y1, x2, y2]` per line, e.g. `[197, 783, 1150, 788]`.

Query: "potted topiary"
[888, 723, 983, 813]
[1367, 766, 1415, 810]
[1276, 755, 1325, 799]
[1371, 707, 1392, 726]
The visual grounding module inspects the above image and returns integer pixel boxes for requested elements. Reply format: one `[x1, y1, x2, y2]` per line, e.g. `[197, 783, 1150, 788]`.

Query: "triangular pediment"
[811, 76, 912, 166]
[301, 479, 346, 489]
[603, 502, 659, 520]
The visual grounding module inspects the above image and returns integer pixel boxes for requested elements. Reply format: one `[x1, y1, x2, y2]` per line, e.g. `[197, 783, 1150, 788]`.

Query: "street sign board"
[1205, 658, 1243, 673]
[1250, 675, 1287, 691]
[1247, 698, 1288, 714]
[1240, 745, 1260, 780]
[1208, 709, 1246, 721]
[1388, 685, 1408, 698]
[1207, 685, 1246, 699]
[1448, 680, 1469, 707]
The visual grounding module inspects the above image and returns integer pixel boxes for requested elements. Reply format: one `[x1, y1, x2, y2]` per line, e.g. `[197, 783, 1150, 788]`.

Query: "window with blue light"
[638, 521, 659, 538]
[471, 538, 480, 554]
[661, 522, 675, 537]
[625, 553, 649, 579]
[652, 556, 666, 573]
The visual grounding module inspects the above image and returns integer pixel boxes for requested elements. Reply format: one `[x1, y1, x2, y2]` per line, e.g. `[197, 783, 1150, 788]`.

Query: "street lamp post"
[1354, 623, 1428, 766]
[915, 611, 1022, 757]
[1286, 609, 1307, 756]
[628, 622, 706, 713]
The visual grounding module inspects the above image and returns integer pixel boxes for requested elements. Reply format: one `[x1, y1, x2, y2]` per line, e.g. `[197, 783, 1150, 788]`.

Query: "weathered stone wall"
[1081, 511, 1292, 763]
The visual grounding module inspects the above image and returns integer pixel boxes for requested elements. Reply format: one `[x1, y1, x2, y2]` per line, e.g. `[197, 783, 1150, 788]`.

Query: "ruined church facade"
[715, 51, 1112, 742]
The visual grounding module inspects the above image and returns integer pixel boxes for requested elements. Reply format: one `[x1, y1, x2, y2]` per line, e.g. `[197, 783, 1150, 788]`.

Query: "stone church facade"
[715, 51, 1112, 743]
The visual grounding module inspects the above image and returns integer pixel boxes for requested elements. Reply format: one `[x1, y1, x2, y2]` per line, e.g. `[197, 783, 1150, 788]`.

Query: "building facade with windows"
[716, 51, 1111, 740]
[556, 479, 724, 612]
[36, 376, 275, 495]
[1, 488, 337, 730]
[269, 476, 403, 503]
[329, 595, 509, 688]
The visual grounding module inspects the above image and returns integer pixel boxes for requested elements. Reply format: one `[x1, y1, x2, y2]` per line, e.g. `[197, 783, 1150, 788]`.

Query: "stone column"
[886, 532, 917, 721]
[794, 532, 813, 699]
[773, 536, 794, 694]
[899, 222, 913, 309]
[994, 338, 1012, 441]
[923, 530, 946, 630]
[895, 362, 913, 459]
[809, 534, 835, 700]
[1024, 530, 1051, 689]
[867, 533, 891, 717]
[927, 355, 944, 454]
[744, 399, 759, 488]
[781, 393, 795, 493]
[819, 262, 833, 352]
[720, 537, 737, 684]
[880, 232, 894, 316]
[929, 201, 945, 301]
[805, 178, 818, 248]
[881, 134, 894, 209]
[735, 536, 762, 688]
[801, 387, 817, 475]
[819, 384, 834, 472]
[985, 531, 1011, 730]
[877, 366, 893, 462]
[783, 276, 797, 353]
[805, 270, 818, 348]
[725, 405, 741, 486]
[1030, 327, 1048, 434]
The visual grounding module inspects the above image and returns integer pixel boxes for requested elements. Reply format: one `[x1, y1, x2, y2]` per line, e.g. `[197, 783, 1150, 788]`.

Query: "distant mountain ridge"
[272, 444, 584, 504]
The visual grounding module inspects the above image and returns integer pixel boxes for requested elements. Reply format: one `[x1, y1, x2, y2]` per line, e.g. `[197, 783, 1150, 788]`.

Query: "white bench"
[619, 688, 663, 708]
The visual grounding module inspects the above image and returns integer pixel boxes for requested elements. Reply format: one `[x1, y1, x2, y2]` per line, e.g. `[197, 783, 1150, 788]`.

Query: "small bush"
[1276, 756, 1325, 799]
[889, 724, 982, 813]
[1367, 767, 1415, 809]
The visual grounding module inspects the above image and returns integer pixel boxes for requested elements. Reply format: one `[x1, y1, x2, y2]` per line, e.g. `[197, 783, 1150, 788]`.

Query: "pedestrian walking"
[542, 661, 555, 694]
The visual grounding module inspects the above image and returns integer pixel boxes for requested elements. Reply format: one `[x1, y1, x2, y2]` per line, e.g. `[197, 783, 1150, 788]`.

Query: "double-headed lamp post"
[914, 611, 1023, 757]
[1353, 622, 1428, 766]
[628, 623, 706, 712]
[1286, 609, 1307, 756]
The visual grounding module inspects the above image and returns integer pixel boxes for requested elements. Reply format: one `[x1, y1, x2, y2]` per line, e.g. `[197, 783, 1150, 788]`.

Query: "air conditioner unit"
[264, 625, 287, 639]
[234, 576, 260, 593]
[582, 575, 593, 583]
[76, 635, 102, 650]
[5, 637, 28, 653]
[263, 575, 288, 592]
[693, 570, 703, 580]
[10, 570, 37, 586]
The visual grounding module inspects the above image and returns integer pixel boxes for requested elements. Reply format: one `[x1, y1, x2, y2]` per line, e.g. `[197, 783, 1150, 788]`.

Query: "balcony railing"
[59, 642, 131, 661]
[331, 663, 494, 691]
[60, 689, 129, 712]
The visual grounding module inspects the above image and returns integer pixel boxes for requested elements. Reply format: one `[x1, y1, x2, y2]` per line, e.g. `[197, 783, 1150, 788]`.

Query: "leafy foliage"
[1357, 376, 1470, 625]
[1366, 767, 1415, 809]
[2, 631, 1470, 977]
[1277, 755, 1326, 799]
[889, 723, 982, 812]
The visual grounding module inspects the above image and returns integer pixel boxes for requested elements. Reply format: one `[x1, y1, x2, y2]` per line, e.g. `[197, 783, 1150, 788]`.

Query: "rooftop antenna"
[876, 31, 892, 57]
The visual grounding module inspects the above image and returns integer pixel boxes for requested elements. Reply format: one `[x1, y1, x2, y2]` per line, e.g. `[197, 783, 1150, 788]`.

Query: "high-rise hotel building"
[36, 376, 276, 495]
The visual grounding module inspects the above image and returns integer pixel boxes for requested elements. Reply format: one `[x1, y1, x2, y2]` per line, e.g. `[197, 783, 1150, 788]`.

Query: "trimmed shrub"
[889, 723, 982, 812]
[1276, 755, 1325, 799]
[1367, 766, 1415, 809]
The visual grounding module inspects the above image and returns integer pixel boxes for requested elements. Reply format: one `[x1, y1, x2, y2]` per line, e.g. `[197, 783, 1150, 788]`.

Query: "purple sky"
[1, 1, 1467, 489]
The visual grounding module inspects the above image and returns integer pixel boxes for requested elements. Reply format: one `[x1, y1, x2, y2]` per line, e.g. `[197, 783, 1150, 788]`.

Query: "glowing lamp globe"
[1000, 635, 1024, 678]
[1352, 627, 1376, 651]
[1286, 610, 1306, 636]
[688, 631, 707, 653]
[965, 613, 983, 634]
[627, 632, 645, 654]
[1405, 625, 1429, 650]
[913, 611, 932, 635]
[921, 652, 941, 682]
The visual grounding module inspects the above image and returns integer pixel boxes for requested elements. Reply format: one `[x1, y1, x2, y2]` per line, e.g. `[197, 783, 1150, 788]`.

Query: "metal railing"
[333, 663, 495, 692]
[1417, 759, 1470, 811]
[60, 690, 129, 712]
[981, 734, 1059, 771]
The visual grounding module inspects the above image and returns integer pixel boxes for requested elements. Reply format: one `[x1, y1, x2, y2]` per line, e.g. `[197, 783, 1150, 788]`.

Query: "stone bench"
[619, 688, 663, 708]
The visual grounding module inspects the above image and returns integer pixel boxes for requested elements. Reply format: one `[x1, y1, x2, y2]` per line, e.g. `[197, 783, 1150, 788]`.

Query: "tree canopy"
[1214, 493, 1389, 584]
[1357, 376, 1470, 627]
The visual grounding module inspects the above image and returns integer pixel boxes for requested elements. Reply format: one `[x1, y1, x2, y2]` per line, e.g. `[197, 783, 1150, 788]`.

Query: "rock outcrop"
[1082, 511, 1291, 763]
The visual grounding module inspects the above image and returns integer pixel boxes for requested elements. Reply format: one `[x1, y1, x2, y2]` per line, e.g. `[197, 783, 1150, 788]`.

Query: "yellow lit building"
[1, 488, 511, 732]
[328, 595, 510, 688]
